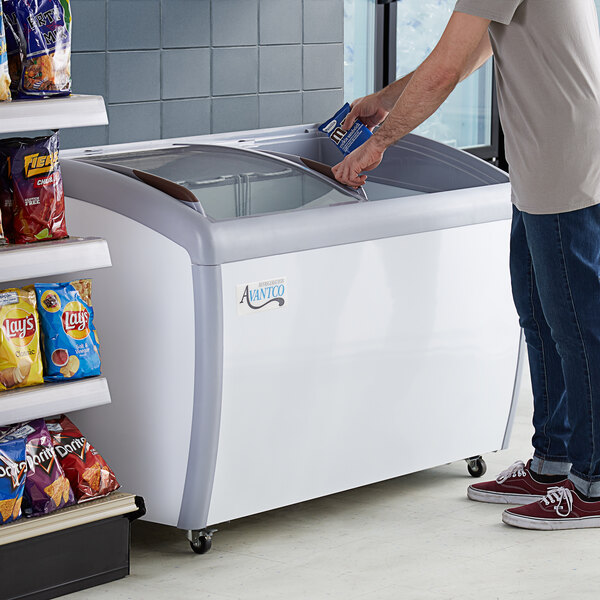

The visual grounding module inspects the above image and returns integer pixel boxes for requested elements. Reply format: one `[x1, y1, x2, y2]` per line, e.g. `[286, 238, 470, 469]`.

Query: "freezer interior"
[83, 131, 507, 219]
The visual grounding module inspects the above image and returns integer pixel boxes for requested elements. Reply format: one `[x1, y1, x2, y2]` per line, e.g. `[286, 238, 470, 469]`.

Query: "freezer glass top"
[89, 145, 362, 220]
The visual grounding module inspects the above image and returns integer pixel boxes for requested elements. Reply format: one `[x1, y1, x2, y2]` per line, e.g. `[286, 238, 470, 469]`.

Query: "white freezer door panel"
[208, 219, 520, 525]
[63, 197, 196, 527]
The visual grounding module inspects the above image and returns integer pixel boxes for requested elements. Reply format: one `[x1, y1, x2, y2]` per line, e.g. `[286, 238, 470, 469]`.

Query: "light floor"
[67, 371, 600, 600]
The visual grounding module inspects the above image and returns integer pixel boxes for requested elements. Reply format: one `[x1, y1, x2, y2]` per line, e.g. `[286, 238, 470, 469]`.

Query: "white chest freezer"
[60, 125, 523, 552]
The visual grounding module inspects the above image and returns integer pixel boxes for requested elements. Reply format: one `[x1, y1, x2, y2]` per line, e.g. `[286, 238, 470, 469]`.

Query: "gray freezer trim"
[502, 329, 526, 450]
[62, 159, 512, 267]
[177, 265, 224, 531]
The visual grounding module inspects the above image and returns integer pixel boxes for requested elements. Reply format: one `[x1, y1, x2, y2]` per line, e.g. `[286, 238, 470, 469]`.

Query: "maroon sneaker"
[503, 480, 600, 530]
[467, 459, 568, 504]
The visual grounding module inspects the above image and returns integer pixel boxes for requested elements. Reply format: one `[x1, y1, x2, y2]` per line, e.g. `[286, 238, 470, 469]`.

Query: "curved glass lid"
[88, 145, 364, 221]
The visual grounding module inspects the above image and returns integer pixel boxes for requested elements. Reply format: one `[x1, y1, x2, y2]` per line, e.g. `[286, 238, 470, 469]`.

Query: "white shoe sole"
[467, 486, 544, 505]
[502, 510, 600, 530]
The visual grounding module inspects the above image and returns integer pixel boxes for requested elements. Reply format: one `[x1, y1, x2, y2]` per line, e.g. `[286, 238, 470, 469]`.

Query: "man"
[333, 0, 600, 530]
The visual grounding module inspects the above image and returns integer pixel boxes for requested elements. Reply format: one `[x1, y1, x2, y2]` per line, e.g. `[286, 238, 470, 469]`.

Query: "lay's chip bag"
[0, 433, 26, 524]
[34, 280, 101, 381]
[0, 287, 44, 391]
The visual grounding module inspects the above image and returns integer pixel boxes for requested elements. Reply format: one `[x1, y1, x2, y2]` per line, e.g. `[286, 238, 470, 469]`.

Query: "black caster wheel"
[189, 536, 212, 555]
[466, 456, 487, 478]
[187, 528, 216, 555]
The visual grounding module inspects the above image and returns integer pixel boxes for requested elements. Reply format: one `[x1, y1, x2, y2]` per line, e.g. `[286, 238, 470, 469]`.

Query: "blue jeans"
[510, 204, 600, 497]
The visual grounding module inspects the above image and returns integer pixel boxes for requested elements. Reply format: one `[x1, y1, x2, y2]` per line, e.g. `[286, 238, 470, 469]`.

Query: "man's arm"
[333, 11, 492, 187]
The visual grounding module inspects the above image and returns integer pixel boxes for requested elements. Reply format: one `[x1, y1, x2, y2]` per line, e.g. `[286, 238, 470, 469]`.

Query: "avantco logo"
[2, 309, 37, 347]
[237, 277, 287, 316]
[62, 301, 90, 340]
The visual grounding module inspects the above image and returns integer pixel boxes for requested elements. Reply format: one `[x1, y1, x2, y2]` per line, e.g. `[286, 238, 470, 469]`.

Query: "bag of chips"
[5, 132, 68, 244]
[0, 287, 44, 391]
[3, 1, 23, 96]
[0, 434, 26, 524]
[34, 279, 101, 381]
[12, 0, 71, 97]
[47, 415, 119, 502]
[3, 419, 75, 515]
[0, 2, 11, 101]
[0, 155, 10, 245]
[0, 137, 21, 244]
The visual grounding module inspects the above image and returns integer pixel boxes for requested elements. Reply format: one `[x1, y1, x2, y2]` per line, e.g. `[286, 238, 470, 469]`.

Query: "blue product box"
[318, 103, 372, 155]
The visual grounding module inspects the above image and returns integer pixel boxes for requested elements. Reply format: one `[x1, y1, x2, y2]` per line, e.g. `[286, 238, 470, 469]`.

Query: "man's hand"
[331, 138, 385, 188]
[343, 92, 392, 132]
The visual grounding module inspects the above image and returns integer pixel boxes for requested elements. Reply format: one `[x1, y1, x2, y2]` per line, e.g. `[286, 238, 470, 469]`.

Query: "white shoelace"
[496, 460, 527, 484]
[542, 486, 574, 517]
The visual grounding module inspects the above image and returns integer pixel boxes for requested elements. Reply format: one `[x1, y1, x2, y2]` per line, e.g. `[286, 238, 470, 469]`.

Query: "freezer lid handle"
[132, 169, 202, 206]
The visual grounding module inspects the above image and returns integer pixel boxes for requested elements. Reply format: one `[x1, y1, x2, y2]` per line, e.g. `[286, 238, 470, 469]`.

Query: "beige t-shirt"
[454, 0, 600, 214]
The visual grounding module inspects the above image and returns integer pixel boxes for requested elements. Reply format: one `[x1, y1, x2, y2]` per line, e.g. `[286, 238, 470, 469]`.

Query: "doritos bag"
[35, 279, 101, 381]
[6, 132, 68, 243]
[0, 434, 26, 524]
[4, 419, 75, 516]
[0, 2, 11, 101]
[12, 0, 71, 97]
[47, 415, 119, 502]
[0, 287, 44, 390]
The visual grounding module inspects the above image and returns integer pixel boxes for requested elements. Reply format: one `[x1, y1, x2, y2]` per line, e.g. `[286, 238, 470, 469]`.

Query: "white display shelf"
[0, 94, 108, 134]
[0, 236, 111, 283]
[0, 492, 138, 546]
[0, 376, 111, 427]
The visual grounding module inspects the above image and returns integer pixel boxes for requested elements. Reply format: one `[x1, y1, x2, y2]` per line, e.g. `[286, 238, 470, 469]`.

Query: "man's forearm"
[371, 66, 459, 150]
[377, 70, 415, 110]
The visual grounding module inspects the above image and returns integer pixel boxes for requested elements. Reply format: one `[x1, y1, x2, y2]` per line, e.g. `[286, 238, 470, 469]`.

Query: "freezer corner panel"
[177, 264, 224, 531]
[63, 194, 196, 527]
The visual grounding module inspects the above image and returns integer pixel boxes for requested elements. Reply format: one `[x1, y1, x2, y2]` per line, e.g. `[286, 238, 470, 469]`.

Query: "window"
[344, 0, 376, 103]
[396, 0, 493, 149]
[344, 0, 494, 153]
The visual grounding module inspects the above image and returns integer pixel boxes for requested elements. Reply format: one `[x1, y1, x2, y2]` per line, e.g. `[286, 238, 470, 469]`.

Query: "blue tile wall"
[212, 95, 259, 133]
[259, 0, 302, 45]
[107, 0, 161, 51]
[212, 0, 259, 47]
[107, 51, 161, 103]
[63, 0, 345, 149]
[161, 49, 211, 99]
[162, 0, 210, 49]
[259, 46, 302, 93]
[212, 48, 258, 96]
[259, 93, 303, 128]
[162, 98, 211, 138]
[72, 0, 106, 52]
[108, 103, 161, 144]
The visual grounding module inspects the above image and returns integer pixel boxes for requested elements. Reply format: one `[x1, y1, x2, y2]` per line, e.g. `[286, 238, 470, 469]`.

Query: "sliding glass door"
[396, 0, 493, 150]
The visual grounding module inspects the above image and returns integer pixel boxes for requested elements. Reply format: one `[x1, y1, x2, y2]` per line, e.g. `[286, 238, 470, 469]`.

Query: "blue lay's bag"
[0, 433, 26, 524]
[34, 279, 101, 381]
[12, 0, 71, 97]
[318, 103, 372, 156]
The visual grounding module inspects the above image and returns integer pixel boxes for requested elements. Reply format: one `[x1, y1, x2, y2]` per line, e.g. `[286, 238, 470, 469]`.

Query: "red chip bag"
[46, 415, 119, 502]
[5, 132, 68, 244]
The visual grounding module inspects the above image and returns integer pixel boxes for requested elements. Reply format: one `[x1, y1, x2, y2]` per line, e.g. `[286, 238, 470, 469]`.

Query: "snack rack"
[0, 96, 143, 600]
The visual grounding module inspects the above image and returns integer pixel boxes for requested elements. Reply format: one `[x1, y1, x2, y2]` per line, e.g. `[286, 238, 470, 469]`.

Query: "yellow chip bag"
[0, 287, 44, 390]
